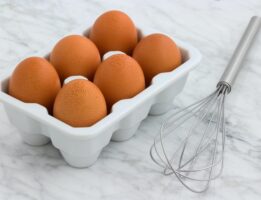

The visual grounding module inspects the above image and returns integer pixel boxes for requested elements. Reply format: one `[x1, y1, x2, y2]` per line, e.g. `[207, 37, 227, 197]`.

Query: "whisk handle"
[218, 16, 261, 93]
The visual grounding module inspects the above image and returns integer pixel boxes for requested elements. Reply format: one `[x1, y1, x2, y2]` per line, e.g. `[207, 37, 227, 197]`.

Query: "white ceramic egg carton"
[0, 28, 201, 168]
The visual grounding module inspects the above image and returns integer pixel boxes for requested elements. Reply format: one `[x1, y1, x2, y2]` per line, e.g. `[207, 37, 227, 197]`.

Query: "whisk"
[150, 16, 261, 193]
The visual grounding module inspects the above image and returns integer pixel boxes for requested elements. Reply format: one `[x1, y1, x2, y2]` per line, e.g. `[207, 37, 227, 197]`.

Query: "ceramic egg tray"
[0, 27, 201, 168]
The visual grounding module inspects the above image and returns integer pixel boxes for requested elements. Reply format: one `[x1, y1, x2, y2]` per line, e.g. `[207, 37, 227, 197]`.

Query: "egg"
[53, 79, 107, 127]
[132, 33, 182, 85]
[94, 54, 145, 109]
[50, 35, 101, 82]
[8, 57, 61, 112]
[89, 10, 138, 56]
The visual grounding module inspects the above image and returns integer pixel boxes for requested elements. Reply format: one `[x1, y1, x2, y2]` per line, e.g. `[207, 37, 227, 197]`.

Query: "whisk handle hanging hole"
[218, 16, 261, 93]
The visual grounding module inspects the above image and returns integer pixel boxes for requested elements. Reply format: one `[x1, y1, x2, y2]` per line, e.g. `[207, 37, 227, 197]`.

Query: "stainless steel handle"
[218, 16, 261, 93]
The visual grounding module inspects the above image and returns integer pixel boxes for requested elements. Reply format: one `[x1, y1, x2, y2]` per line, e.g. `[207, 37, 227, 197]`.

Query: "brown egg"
[132, 33, 182, 85]
[53, 79, 107, 127]
[8, 57, 61, 112]
[50, 35, 101, 82]
[94, 54, 145, 109]
[89, 10, 138, 56]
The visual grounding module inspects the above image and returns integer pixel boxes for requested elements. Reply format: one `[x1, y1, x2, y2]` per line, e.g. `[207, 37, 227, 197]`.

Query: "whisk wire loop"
[150, 84, 228, 193]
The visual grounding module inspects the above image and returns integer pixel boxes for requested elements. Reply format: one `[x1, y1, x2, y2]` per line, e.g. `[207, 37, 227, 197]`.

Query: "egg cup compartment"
[0, 29, 201, 167]
[1, 87, 50, 146]
[112, 123, 140, 141]
[9, 113, 50, 146]
[4, 103, 50, 146]
[149, 74, 188, 115]
[111, 96, 153, 141]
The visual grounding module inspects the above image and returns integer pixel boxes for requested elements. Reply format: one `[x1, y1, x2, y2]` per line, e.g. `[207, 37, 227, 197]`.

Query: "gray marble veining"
[0, 0, 261, 199]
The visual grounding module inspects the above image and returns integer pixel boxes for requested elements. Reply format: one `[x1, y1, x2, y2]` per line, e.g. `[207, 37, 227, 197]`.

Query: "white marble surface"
[0, 0, 261, 199]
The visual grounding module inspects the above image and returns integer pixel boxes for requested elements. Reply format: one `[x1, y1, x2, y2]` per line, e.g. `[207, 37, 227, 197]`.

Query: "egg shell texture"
[8, 57, 61, 112]
[50, 35, 101, 82]
[53, 79, 107, 127]
[89, 10, 138, 56]
[94, 54, 145, 109]
[132, 33, 182, 85]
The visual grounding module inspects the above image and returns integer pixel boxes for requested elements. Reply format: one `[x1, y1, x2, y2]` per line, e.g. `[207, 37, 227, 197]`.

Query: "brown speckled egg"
[89, 10, 138, 56]
[8, 57, 61, 112]
[53, 79, 107, 127]
[50, 35, 101, 82]
[132, 33, 182, 85]
[94, 54, 145, 109]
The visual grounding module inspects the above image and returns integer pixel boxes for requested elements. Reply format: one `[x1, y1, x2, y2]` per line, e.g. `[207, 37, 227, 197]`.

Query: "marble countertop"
[0, 0, 261, 199]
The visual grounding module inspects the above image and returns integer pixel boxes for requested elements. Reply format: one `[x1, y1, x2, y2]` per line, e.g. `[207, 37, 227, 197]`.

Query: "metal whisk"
[150, 16, 261, 193]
